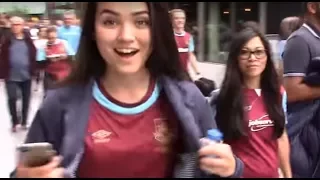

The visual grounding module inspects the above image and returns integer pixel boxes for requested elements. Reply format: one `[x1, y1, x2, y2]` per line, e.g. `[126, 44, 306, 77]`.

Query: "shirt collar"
[303, 22, 320, 39]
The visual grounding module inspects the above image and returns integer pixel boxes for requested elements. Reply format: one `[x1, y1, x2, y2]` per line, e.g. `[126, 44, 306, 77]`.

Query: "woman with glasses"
[13, 2, 243, 178]
[209, 28, 291, 178]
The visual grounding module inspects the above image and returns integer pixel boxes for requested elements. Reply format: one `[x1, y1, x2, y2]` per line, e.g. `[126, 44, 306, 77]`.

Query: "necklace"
[244, 97, 259, 111]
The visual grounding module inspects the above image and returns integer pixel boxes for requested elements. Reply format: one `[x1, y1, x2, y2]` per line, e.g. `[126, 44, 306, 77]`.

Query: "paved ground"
[0, 80, 43, 177]
[0, 62, 226, 177]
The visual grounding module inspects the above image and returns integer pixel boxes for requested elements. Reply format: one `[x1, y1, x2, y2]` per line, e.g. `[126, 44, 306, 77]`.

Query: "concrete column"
[207, 2, 220, 62]
[259, 2, 267, 34]
[44, 2, 49, 19]
[230, 2, 236, 31]
[196, 2, 206, 62]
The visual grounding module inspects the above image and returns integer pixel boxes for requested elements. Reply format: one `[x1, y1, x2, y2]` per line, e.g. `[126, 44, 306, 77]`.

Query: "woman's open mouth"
[114, 48, 139, 58]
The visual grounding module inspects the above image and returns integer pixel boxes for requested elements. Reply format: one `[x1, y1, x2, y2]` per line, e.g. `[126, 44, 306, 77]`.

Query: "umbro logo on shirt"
[91, 130, 112, 143]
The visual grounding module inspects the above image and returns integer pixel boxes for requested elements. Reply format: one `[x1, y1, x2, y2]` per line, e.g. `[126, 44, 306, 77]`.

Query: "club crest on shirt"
[153, 118, 172, 153]
[248, 114, 274, 132]
[91, 130, 112, 143]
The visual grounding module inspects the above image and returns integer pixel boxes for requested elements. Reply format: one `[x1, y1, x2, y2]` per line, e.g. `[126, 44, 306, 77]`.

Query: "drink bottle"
[200, 129, 223, 147]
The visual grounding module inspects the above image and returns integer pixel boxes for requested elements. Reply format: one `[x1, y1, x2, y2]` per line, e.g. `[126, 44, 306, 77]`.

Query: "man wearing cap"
[0, 16, 37, 132]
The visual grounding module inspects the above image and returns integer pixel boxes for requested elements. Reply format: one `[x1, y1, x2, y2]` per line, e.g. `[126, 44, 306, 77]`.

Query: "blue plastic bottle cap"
[207, 129, 223, 141]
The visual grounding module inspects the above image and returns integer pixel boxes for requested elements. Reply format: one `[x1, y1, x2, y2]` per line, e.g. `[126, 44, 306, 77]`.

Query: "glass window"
[202, 2, 232, 63]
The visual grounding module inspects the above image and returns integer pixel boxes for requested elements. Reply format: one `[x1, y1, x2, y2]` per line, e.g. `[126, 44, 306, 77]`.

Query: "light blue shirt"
[282, 90, 288, 124]
[278, 40, 287, 60]
[189, 36, 195, 52]
[57, 25, 81, 54]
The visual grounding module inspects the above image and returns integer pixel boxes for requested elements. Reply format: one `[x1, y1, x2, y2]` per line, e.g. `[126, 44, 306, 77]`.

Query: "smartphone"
[17, 142, 56, 167]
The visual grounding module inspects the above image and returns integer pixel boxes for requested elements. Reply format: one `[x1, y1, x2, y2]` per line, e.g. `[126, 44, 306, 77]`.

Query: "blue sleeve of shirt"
[57, 27, 62, 39]
[282, 91, 288, 124]
[189, 36, 195, 52]
[62, 40, 76, 57]
[74, 27, 82, 52]
[278, 40, 286, 60]
[36, 48, 46, 62]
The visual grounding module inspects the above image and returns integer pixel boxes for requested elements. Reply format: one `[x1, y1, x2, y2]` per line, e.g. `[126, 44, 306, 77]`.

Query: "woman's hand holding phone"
[15, 143, 65, 178]
[16, 156, 64, 178]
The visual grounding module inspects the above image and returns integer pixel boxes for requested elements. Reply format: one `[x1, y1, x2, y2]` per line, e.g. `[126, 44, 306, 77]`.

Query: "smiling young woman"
[210, 28, 291, 178]
[12, 2, 243, 178]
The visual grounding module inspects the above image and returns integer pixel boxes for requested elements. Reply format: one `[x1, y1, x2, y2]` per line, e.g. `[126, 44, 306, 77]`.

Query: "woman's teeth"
[115, 49, 137, 53]
[114, 48, 139, 56]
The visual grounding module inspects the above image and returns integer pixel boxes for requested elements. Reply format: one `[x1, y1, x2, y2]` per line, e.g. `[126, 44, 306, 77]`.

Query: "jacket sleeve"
[25, 90, 64, 147]
[0, 39, 9, 79]
[10, 90, 64, 178]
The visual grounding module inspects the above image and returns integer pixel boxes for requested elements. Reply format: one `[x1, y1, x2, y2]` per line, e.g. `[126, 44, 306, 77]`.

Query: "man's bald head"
[280, 16, 302, 39]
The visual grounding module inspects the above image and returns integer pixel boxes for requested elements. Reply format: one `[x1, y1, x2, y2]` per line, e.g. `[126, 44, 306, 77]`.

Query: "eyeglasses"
[239, 49, 267, 60]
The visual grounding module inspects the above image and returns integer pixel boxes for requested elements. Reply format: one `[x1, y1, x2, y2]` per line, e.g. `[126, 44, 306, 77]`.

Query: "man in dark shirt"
[283, 2, 320, 103]
[282, 2, 320, 178]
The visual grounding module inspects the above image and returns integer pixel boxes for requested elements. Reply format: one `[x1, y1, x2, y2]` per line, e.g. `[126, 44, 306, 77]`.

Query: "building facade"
[46, 2, 86, 20]
[0, 2, 46, 17]
[169, 2, 303, 63]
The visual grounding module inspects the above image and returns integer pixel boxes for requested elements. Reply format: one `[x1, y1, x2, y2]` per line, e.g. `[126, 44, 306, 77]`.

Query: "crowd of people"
[1, 1, 320, 179]
[0, 11, 81, 132]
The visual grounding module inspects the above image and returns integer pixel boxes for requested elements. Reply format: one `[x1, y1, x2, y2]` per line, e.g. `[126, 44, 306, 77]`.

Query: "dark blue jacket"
[287, 100, 320, 178]
[13, 76, 243, 178]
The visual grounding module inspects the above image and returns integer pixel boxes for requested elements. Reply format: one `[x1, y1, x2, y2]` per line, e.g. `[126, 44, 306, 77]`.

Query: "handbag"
[194, 77, 216, 97]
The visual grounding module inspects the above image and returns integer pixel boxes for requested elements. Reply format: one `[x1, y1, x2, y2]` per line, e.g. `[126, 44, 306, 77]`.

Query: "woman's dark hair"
[64, 2, 189, 86]
[215, 28, 285, 141]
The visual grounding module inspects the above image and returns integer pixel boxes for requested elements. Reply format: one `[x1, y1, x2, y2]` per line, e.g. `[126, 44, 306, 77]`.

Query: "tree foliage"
[6, 5, 30, 17]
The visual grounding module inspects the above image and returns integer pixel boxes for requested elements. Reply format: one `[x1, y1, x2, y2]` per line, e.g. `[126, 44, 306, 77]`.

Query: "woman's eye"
[135, 19, 150, 28]
[103, 19, 117, 27]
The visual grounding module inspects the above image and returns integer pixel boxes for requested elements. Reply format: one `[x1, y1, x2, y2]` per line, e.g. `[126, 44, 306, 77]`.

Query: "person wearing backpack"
[282, 2, 320, 178]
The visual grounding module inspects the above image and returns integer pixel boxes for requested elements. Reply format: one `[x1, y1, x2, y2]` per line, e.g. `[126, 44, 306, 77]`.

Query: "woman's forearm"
[278, 130, 292, 178]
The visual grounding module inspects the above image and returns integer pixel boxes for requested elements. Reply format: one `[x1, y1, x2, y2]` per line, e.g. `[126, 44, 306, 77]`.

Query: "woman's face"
[39, 28, 47, 39]
[238, 36, 267, 79]
[95, 2, 152, 75]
